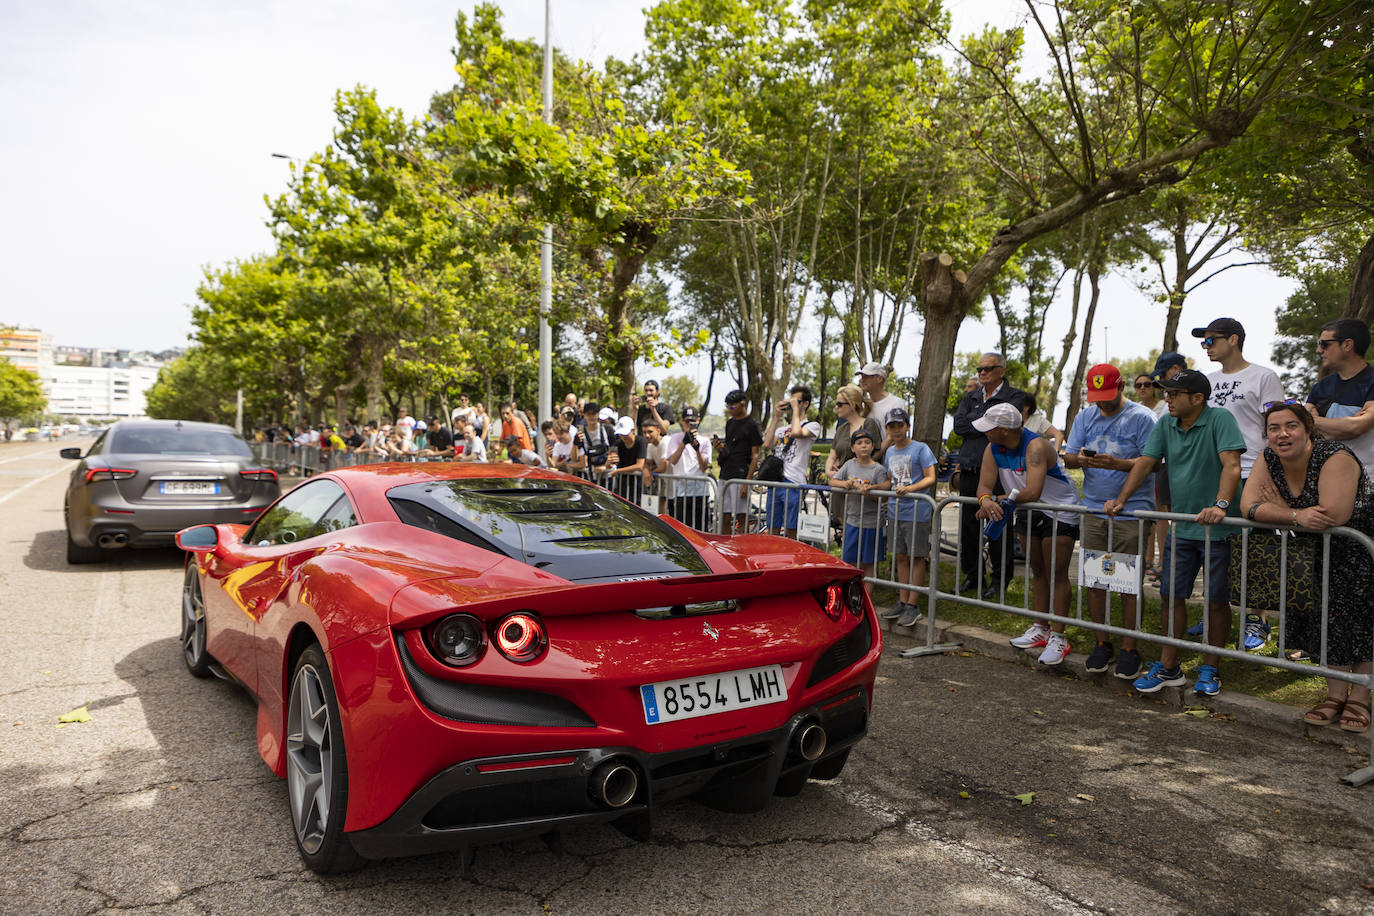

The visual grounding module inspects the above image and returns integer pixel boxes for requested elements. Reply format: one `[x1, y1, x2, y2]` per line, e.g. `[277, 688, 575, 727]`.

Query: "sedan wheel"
[180, 563, 213, 677]
[286, 645, 365, 874]
[65, 505, 102, 565]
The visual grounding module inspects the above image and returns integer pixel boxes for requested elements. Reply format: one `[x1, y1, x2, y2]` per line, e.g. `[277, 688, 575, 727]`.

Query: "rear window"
[387, 478, 708, 571]
[110, 426, 252, 458]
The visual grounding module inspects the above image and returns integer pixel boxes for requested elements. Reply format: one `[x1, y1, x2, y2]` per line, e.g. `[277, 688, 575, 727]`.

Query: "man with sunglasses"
[1193, 317, 1285, 649]
[952, 352, 1026, 595]
[1306, 318, 1374, 482]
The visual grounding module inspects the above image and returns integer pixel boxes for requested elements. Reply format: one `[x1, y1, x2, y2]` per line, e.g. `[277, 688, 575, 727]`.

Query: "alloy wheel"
[286, 663, 333, 855]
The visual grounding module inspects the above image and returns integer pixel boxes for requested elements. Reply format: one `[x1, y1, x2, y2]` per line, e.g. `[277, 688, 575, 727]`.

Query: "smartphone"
[1082, 449, 1097, 457]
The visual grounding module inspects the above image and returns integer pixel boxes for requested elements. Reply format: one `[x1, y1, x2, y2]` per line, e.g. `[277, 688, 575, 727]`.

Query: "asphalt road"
[3, 438, 1374, 915]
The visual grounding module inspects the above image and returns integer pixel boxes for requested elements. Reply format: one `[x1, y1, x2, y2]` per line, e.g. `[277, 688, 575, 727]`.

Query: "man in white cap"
[607, 414, 647, 501]
[973, 402, 1084, 666]
[857, 362, 904, 447]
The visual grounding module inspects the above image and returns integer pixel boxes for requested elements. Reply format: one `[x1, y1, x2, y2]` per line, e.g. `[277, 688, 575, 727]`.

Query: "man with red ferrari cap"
[1063, 363, 1159, 681]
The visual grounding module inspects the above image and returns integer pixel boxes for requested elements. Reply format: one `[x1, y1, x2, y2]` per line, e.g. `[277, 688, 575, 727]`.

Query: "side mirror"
[175, 525, 220, 552]
[60, 447, 83, 459]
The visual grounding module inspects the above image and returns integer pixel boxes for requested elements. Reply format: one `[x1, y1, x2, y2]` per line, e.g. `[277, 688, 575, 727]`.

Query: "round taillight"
[820, 583, 845, 622]
[494, 612, 547, 663]
[428, 614, 485, 667]
[846, 579, 866, 617]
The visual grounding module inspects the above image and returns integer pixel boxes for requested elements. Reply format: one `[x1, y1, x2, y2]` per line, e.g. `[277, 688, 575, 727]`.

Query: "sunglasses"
[1133, 382, 1152, 389]
[835, 400, 851, 407]
[976, 365, 1002, 374]
[1262, 398, 1303, 411]
[1317, 337, 1346, 349]
[1201, 336, 1221, 347]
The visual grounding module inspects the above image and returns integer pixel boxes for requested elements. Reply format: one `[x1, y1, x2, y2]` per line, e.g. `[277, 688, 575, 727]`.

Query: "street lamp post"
[537, 0, 553, 447]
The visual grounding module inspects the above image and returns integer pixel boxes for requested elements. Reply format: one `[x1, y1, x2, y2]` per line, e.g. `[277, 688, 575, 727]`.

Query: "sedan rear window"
[110, 427, 252, 457]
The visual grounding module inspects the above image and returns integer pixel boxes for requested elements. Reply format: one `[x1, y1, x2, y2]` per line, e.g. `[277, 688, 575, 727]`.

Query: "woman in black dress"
[1240, 402, 1374, 732]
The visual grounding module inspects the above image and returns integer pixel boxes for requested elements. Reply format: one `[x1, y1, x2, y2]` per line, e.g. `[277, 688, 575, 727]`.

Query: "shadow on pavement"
[25, 528, 186, 573]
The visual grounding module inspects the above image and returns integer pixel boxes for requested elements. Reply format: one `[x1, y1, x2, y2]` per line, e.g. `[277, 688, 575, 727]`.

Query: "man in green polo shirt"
[1104, 369, 1244, 698]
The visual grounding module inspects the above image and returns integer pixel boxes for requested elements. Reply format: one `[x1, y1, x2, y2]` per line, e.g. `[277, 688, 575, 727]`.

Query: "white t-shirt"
[395, 415, 416, 437]
[773, 420, 822, 484]
[463, 435, 487, 461]
[1152, 400, 1168, 419]
[664, 432, 712, 497]
[551, 436, 576, 470]
[1024, 412, 1053, 437]
[869, 393, 905, 429]
[1207, 362, 1285, 476]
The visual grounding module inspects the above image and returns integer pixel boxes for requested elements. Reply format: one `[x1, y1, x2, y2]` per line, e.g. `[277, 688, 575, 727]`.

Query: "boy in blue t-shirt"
[878, 408, 938, 628]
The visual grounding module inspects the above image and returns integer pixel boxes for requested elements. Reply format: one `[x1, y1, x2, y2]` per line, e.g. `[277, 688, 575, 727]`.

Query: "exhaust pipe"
[794, 723, 827, 762]
[97, 533, 128, 549]
[589, 759, 638, 808]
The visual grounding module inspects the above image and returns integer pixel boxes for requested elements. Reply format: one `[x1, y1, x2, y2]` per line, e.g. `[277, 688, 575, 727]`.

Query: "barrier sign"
[797, 512, 829, 544]
[640, 494, 661, 515]
[1078, 549, 1140, 594]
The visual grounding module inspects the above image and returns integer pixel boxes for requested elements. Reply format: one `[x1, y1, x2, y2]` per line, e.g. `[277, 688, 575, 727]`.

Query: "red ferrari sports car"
[176, 463, 881, 873]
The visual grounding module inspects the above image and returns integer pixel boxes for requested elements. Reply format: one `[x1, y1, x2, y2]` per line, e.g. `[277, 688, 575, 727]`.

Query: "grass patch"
[869, 562, 1329, 709]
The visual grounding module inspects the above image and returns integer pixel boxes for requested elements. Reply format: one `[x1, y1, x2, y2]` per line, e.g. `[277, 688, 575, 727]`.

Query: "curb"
[882, 615, 1372, 756]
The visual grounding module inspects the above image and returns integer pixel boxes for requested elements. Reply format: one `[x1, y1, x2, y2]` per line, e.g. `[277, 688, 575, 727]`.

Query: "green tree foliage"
[144, 349, 238, 424]
[1273, 265, 1349, 393]
[655, 373, 701, 417]
[0, 360, 45, 422]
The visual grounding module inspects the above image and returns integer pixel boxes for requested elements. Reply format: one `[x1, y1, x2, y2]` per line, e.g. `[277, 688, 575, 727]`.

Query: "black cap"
[582, 401, 599, 414]
[1191, 317, 1245, 345]
[1151, 351, 1187, 378]
[884, 407, 910, 426]
[723, 389, 747, 405]
[681, 406, 700, 420]
[1154, 368, 1211, 398]
[850, 427, 874, 444]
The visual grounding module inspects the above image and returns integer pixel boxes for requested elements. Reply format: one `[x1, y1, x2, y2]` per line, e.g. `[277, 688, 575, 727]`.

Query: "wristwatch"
[1213, 498, 1230, 510]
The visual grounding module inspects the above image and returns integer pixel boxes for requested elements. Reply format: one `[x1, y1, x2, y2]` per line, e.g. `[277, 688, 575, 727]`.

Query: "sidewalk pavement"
[881, 613, 1374, 756]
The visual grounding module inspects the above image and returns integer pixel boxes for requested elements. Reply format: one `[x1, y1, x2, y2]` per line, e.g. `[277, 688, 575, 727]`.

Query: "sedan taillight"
[239, 468, 278, 483]
[85, 468, 137, 484]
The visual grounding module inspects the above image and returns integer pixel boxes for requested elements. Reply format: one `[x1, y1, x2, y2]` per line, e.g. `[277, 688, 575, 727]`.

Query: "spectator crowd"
[250, 317, 1374, 729]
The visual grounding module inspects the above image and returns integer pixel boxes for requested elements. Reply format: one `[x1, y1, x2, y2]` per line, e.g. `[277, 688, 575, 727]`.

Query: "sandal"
[1287, 649, 1309, 662]
[1303, 696, 1345, 726]
[1340, 700, 1371, 733]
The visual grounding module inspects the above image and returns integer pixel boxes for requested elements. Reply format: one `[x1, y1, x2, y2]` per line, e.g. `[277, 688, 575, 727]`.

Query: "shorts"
[1021, 511, 1080, 541]
[1159, 535, 1232, 601]
[766, 486, 802, 531]
[1080, 515, 1145, 554]
[842, 524, 884, 564]
[886, 515, 931, 558]
[719, 478, 751, 515]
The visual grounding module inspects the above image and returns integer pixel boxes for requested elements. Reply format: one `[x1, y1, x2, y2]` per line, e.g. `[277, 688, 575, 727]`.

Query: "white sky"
[1, 0, 1292, 420]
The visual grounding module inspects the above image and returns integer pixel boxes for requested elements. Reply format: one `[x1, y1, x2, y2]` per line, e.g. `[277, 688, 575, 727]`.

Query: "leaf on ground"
[1183, 707, 1210, 718]
[1014, 792, 1035, 806]
[1075, 793, 1095, 802]
[959, 791, 970, 799]
[58, 706, 91, 724]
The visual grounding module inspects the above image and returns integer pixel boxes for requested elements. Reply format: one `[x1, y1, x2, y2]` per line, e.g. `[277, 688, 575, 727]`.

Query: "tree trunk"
[1065, 267, 1103, 431]
[913, 252, 969, 455]
[1049, 262, 1086, 420]
[1342, 232, 1374, 324]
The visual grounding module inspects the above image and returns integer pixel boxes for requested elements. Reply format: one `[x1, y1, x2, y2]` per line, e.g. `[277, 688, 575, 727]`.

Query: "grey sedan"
[62, 419, 280, 563]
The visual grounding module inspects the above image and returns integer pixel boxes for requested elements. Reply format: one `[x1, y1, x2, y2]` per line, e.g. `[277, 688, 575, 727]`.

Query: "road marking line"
[0, 450, 60, 467]
[0, 464, 69, 505]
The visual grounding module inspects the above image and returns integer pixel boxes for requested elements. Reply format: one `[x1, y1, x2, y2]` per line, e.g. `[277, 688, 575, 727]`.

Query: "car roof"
[108, 419, 240, 435]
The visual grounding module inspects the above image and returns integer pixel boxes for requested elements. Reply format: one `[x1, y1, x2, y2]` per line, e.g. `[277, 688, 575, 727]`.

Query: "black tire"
[808, 748, 851, 781]
[286, 645, 366, 874]
[65, 524, 102, 565]
[180, 562, 214, 678]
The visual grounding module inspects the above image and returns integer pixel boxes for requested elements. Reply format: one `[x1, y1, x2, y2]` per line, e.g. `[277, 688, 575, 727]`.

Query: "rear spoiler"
[389, 560, 860, 629]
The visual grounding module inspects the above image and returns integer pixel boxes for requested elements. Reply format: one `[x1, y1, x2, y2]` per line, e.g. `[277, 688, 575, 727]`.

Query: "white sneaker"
[1010, 623, 1050, 649]
[1038, 633, 1071, 666]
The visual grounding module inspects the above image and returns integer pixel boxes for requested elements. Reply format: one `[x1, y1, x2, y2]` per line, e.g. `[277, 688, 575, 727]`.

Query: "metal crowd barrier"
[248, 443, 1374, 779]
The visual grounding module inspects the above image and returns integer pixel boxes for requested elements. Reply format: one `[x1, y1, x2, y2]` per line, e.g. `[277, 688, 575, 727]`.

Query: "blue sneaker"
[1186, 620, 1205, 637]
[1134, 661, 1186, 693]
[1242, 614, 1271, 651]
[1194, 664, 1221, 697]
